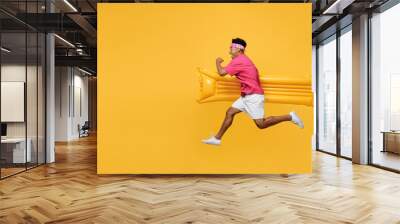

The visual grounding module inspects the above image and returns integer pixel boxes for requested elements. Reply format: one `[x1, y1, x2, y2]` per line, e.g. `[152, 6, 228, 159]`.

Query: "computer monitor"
[1, 123, 7, 137]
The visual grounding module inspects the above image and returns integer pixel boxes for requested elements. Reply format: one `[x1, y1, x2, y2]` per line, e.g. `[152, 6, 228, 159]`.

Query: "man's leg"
[215, 107, 242, 139]
[253, 114, 292, 129]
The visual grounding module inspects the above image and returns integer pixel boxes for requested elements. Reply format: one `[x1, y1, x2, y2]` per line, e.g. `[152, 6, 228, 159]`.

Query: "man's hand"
[216, 57, 227, 76]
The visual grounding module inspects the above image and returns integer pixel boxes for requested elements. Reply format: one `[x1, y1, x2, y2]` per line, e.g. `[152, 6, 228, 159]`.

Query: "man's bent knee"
[226, 108, 240, 117]
[254, 119, 265, 129]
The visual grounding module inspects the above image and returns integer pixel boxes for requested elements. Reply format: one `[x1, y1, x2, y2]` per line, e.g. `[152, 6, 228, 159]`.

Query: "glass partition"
[1, 30, 28, 177]
[0, 1, 46, 179]
[27, 30, 38, 169]
[38, 32, 45, 165]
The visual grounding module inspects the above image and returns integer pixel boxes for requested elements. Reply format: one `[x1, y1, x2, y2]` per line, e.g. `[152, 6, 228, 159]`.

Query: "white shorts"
[232, 94, 265, 119]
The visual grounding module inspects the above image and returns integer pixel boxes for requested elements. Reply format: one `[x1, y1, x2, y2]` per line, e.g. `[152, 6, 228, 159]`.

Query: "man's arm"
[216, 57, 227, 76]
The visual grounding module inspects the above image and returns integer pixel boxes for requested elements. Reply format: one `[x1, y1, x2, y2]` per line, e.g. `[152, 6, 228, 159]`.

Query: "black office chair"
[79, 121, 90, 138]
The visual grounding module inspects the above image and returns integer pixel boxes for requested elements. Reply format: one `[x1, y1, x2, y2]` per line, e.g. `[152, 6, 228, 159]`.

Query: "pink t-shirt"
[224, 54, 264, 96]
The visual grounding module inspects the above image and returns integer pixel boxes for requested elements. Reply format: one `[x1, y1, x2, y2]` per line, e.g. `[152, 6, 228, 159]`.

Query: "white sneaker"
[290, 111, 304, 129]
[202, 136, 221, 145]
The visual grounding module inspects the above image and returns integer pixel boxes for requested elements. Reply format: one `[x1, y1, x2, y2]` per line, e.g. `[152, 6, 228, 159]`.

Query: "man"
[202, 38, 304, 146]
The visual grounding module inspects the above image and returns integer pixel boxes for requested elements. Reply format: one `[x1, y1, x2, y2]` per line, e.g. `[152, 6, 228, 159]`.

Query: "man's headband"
[231, 43, 245, 50]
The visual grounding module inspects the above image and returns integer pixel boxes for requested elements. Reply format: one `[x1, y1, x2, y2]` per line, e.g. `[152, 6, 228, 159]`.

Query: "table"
[381, 131, 400, 154]
[1, 138, 32, 164]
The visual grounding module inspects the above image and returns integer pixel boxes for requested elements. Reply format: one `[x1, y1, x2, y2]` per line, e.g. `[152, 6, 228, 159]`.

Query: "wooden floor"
[1, 134, 400, 224]
[372, 150, 400, 171]
[1, 167, 26, 178]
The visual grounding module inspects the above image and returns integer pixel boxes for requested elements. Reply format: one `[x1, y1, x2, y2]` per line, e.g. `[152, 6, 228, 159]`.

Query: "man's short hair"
[232, 38, 247, 49]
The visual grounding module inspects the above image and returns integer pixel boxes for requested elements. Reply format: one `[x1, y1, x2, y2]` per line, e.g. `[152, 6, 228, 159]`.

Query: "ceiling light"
[63, 0, 78, 12]
[322, 0, 354, 15]
[1, 47, 11, 53]
[54, 34, 75, 48]
[77, 67, 93, 76]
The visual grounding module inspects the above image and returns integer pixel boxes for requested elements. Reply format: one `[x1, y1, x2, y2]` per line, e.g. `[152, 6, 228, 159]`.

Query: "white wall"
[55, 67, 89, 141]
[72, 72, 89, 138]
[55, 66, 70, 141]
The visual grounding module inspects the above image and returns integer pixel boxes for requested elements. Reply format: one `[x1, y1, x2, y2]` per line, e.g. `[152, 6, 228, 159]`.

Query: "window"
[339, 27, 352, 158]
[370, 2, 400, 171]
[317, 35, 337, 154]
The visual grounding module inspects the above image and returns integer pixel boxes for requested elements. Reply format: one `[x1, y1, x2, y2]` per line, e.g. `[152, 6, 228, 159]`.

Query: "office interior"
[314, 1, 400, 172]
[0, 0, 97, 179]
[1, 0, 400, 223]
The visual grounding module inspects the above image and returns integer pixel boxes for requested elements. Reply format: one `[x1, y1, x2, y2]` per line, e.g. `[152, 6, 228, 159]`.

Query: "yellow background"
[98, 3, 313, 174]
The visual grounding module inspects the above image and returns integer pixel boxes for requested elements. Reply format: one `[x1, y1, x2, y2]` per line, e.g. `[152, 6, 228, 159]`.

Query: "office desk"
[1, 138, 32, 163]
[381, 131, 400, 154]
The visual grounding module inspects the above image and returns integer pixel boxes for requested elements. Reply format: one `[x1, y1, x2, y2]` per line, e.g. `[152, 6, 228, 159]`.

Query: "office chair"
[79, 121, 90, 138]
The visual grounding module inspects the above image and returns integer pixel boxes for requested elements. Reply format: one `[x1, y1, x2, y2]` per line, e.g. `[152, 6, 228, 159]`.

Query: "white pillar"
[352, 14, 369, 164]
[46, 1, 55, 163]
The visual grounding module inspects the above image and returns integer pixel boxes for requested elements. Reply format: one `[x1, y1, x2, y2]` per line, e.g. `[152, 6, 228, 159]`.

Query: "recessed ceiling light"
[323, 0, 354, 15]
[77, 67, 93, 76]
[1, 47, 11, 53]
[54, 34, 75, 48]
[63, 0, 78, 12]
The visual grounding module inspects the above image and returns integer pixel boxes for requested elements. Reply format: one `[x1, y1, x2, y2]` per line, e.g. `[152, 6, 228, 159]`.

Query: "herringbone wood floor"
[1, 134, 400, 224]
